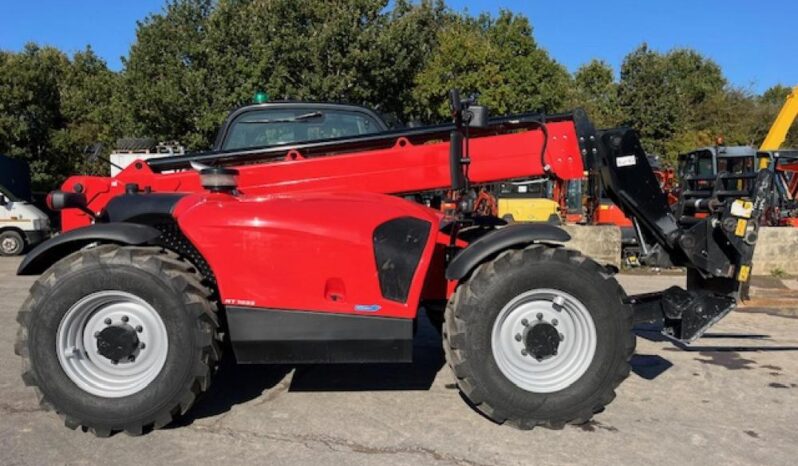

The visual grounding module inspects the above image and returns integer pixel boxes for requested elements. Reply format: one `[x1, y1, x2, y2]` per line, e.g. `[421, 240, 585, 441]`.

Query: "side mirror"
[465, 105, 489, 129]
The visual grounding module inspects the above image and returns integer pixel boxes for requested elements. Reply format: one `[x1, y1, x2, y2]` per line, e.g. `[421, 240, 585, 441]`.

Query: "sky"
[0, 0, 795, 94]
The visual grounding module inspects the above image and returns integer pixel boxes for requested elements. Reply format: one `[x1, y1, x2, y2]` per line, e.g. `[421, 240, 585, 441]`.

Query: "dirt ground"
[1, 256, 797, 465]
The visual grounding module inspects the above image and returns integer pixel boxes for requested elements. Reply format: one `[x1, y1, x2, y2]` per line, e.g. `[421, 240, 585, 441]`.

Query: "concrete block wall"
[557, 225, 622, 269]
[752, 227, 798, 276]
[545, 225, 796, 276]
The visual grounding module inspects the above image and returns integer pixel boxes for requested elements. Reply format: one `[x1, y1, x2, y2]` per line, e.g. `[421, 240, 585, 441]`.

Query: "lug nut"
[111, 360, 118, 365]
[136, 325, 143, 333]
[140, 342, 146, 350]
[104, 318, 112, 325]
[129, 356, 136, 362]
[93, 331, 100, 338]
[121, 315, 129, 323]
[536, 313, 543, 321]
[552, 319, 558, 326]
[521, 319, 529, 327]
[521, 349, 528, 356]
[515, 333, 522, 342]
[559, 333, 565, 341]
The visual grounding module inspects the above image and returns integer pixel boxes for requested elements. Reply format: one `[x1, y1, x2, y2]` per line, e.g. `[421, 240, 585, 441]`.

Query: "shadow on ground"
[173, 315, 446, 427]
[635, 323, 798, 352]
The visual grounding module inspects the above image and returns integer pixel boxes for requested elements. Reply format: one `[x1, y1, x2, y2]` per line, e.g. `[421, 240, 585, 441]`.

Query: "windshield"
[717, 156, 754, 174]
[0, 184, 22, 203]
[678, 153, 714, 181]
[222, 109, 383, 151]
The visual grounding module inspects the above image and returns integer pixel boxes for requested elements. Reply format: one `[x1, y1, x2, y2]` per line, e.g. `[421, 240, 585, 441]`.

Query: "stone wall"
[556, 225, 622, 269]
[752, 227, 798, 276]
[548, 225, 797, 276]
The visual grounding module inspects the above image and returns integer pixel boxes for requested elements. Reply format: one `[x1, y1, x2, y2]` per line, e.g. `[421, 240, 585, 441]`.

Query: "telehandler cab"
[16, 90, 778, 436]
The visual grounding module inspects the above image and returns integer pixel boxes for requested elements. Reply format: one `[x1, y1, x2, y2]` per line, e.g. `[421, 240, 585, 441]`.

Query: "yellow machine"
[761, 85, 798, 151]
[496, 181, 561, 222]
[498, 197, 560, 222]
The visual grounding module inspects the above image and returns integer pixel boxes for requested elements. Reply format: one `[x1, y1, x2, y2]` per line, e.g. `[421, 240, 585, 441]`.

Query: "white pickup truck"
[0, 185, 50, 256]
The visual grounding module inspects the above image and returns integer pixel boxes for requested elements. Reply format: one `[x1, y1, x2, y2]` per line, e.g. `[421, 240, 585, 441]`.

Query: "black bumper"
[23, 230, 49, 247]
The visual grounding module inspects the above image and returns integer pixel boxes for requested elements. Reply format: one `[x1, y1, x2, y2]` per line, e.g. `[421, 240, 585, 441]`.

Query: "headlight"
[32, 218, 50, 231]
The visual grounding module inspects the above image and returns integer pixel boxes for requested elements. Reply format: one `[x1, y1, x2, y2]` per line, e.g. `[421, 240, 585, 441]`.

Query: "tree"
[0, 44, 117, 190]
[120, 0, 215, 149]
[0, 44, 69, 190]
[570, 60, 620, 128]
[411, 10, 571, 122]
[55, 47, 122, 176]
[122, 0, 449, 150]
[618, 44, 726, 157]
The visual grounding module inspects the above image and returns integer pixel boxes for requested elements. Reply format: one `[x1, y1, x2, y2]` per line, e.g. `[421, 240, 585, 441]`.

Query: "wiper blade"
[240, 112, 323, 124]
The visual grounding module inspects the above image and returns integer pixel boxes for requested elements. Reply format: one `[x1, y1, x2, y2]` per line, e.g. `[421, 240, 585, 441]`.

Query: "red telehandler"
[16, 91, 777, 436]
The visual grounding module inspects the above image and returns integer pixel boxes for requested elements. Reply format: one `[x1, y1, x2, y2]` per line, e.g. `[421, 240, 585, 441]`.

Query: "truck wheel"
[443, 245, 634, 429]
[15, 245, 221, 436]
[0, 230, 25, 256]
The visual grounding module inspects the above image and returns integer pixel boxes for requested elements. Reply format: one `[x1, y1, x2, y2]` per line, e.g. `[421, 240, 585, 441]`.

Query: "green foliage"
[570, 60, 621, 128]
[121, 0, 448, 149]
[0, 2, 795, 190]
[618, 44, 726, 157]
[0, 44, 116, 190]
[411, 10, 571, 122]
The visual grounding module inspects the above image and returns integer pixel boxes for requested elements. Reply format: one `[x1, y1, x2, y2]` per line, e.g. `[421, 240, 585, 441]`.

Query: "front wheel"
[0, 230, 24, 256]
[444, 245, 634, 429]
[15, 245, 221, 436]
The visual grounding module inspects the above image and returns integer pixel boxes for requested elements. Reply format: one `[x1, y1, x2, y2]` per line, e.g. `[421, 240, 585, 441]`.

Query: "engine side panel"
[174, 192, 443, 319]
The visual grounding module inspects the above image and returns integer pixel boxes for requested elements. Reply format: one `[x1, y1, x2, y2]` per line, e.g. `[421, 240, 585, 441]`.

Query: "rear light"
[199, 167, 239, 193]
[45, 192, 54, 211]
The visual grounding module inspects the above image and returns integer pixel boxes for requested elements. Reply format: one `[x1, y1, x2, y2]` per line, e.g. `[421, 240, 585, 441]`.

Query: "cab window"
[222, 109, 383, 151]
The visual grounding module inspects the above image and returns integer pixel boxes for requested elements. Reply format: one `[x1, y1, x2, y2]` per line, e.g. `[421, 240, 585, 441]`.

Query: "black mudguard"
[445, 223, 570, 281]
[17, 223, 161, 275]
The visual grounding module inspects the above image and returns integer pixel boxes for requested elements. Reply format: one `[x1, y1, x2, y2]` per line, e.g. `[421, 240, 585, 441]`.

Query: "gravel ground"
[1, 256, 797, 465]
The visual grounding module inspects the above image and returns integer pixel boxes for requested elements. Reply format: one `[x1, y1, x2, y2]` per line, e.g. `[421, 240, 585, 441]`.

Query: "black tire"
[443, 244, 634, 429]
[0, 230, 25, 256]
[15, 245, 221, 436]
[115, 137, 156, 152]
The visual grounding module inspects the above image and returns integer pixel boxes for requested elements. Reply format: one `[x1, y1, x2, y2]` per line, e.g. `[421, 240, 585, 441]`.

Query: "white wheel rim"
[56, 291, 169, 398]
[1, 236, 19, 253]
[491, 289, 597, 393]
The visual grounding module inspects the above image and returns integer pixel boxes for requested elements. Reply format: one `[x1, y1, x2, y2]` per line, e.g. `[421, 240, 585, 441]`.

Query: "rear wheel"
[444, 245, 634, 429]
[0, 230, 24, 256]
[15, 245, 221, 436]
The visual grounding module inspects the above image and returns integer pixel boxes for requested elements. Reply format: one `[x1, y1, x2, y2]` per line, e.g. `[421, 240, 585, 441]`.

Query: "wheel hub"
[96, 324, 140, 363]
[491, 289, 597, 393]
[524, 322, 561, 361]
[1, 238, 17, 253]
[56, 291, 169, 398]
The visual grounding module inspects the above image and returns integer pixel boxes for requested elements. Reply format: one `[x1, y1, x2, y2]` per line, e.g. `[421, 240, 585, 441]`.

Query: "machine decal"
[354, 304, 382, 312]
[616, 155, 637, 167]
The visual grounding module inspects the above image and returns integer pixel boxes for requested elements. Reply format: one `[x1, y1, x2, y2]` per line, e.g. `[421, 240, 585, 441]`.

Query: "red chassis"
[58, 115, 586, 320]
